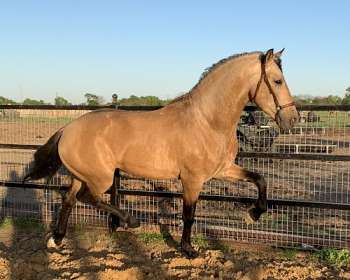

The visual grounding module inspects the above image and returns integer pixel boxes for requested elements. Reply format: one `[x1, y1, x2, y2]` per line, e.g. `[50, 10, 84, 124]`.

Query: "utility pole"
[112, 94, 118, 108]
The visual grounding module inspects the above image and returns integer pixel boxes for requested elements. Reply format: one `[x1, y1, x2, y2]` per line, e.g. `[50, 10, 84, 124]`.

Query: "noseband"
[249, 57, 295, 118]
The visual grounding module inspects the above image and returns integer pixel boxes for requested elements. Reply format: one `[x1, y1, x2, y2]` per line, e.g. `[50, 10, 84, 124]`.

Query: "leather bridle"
[249, 56, 295, 119]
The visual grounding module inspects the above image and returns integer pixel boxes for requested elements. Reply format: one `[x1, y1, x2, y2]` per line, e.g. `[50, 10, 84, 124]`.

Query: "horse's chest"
[184, 136, 234, 171]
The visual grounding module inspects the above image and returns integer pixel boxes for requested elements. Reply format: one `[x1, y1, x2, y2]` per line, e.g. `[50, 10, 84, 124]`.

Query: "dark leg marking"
[181, 201, 198, 258]
[109, 169, 121, 232]
[246, 171, 267, 221]
[52, 189, 78, 245]
[77, 186, 140, 228]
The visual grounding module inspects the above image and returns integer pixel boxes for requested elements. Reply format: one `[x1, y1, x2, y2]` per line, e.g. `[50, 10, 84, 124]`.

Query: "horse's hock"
[0, 104, 349, 250]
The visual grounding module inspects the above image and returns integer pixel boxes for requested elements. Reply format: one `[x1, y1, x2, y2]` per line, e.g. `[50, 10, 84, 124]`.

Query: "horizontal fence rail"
[0, 104, 349, 249]
[1, 104, 350, 111]
[1, 181, 349, 211]
[1, 143, 350, 161]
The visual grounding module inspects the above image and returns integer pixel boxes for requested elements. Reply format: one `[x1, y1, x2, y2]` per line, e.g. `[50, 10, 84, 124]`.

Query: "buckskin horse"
[23, 49, 299, 257]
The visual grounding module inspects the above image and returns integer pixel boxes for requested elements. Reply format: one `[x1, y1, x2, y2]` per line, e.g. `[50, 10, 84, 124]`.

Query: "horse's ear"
[265, 49, 274, 61]
[274, 48, 285, 59]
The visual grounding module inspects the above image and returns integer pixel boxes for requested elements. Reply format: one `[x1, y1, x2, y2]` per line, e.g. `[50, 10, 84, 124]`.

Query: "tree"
[0, 96, 17, 105]
[22, 98, 47, 105]
[325, 95, 342, 105]
[84, 93, 105, 106]
[118, 95, 168, 106]
[294, 94, 345, 105]
[293, 95, 313, 105]
[342, 87, 350, 105]
[54, 96, 71, 106]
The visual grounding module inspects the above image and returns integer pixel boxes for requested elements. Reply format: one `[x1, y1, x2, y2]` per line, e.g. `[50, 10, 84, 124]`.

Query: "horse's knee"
[63, 178, 82, 206]
[63, 193, 77, 207]
[76, 185, 100, 205]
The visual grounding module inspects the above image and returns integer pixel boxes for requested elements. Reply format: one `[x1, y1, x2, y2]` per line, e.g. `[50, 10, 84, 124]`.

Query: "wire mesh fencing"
[0, 105, 349, 249]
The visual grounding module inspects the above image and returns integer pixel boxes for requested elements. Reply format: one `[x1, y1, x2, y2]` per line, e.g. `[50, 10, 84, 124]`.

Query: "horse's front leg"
[215, 164, 267, 222]
[180, 178, 202, 258]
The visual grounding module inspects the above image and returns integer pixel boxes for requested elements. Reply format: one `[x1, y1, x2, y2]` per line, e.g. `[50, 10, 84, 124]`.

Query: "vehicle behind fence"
[0, 104, 349, 249]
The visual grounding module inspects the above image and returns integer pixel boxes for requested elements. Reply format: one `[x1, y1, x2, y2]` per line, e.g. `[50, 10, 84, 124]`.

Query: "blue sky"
[1, 1, 349, 104]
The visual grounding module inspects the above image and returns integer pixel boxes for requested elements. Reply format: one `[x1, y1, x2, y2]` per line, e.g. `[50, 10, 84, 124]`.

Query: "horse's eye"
[275, 79, 282, 85]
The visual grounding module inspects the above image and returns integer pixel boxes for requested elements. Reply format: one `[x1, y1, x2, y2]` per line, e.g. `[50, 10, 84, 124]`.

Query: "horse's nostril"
[290, 117, 298, 127]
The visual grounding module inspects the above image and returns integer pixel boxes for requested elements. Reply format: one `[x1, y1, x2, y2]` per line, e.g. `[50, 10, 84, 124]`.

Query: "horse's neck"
[189, 59, 251, 135]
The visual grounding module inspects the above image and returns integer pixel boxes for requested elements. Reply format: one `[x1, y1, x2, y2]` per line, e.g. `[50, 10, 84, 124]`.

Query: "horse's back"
[58, 108, 183, 181]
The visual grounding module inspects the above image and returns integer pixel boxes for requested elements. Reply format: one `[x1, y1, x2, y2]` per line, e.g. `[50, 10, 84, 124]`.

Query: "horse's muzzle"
[276, 107, 300, 131]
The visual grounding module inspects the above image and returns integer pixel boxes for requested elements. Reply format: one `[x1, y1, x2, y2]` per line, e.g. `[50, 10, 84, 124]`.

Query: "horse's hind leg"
[215, 164, 267, 222]
[48, 177, 82, 247]
[76, 184, 140, 228]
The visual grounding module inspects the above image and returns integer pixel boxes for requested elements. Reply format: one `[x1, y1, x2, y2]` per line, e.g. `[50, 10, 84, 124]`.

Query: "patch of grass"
[192, 234, 210, 249]
[14, 217, 45, 231]
[281, 249, 298, 260]
[74, 220, 88, 237]
[212, 242, 231, 253]
[259, 213, 290, 231]
[137, 232, 165, 244]
[111, 231, 133, 242]
[0, 217, 45, 232]
[298, 111, 350, 128]
[0, 217, 13, 228]
[110, 231, 119, 240]
[86, 230, 102, 243]
[315, 248, 350, 267]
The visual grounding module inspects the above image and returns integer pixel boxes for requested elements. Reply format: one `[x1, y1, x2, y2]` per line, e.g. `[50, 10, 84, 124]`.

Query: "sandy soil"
[0, 224, 348, 280]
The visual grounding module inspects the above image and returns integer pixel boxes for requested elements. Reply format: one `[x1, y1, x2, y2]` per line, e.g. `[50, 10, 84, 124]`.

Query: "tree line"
[294, 87, 350, 105]
[0, 87, 350, 106]
[0, 93, 170, 106]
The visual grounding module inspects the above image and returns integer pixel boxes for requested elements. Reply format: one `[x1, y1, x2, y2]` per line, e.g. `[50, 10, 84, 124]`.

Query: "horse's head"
[248, 49, 299, 131]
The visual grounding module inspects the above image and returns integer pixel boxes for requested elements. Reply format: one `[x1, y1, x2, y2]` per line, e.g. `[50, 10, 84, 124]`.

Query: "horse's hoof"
[46, 235, 63, 249]
[108, 214, 120, 233]
[127, 215, 140, 228]
[45, 232, 64, 249]
[244, 211, 255, 225]
[181, 242, 198, 259]
[46, 237, 59, 249]
[245, 206, 263, 224]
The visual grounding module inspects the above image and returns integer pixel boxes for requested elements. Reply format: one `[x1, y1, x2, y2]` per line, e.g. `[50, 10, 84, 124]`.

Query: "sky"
[1, 1, 349, 104]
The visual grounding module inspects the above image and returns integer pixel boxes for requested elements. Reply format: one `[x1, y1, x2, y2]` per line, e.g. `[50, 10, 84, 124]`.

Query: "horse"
[23, 49, 299, 257]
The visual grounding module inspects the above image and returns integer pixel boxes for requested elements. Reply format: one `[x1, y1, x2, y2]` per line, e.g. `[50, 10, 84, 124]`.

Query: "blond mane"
[170, 51, 262, 104]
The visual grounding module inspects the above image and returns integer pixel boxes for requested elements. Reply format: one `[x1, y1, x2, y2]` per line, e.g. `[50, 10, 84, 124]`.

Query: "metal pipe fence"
[0, 104, 349, 249]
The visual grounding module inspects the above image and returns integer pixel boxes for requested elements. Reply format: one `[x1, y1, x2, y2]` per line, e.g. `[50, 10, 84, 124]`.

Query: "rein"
[250, 57, 295, 118]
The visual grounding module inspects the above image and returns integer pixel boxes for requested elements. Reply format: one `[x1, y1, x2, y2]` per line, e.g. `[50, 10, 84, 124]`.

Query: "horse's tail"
[22, 128, 64, 183]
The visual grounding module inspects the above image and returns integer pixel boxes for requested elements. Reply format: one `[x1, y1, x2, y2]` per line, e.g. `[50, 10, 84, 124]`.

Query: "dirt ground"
[0, 223, 348, 280]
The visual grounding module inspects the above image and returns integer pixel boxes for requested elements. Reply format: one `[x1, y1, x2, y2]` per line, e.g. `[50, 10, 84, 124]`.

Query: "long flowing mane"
[169, 51, 262, 104]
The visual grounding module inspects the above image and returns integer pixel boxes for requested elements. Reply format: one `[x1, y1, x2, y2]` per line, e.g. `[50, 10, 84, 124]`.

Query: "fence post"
[112, 94, 118, 109]
[109, 169, 120, 232]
